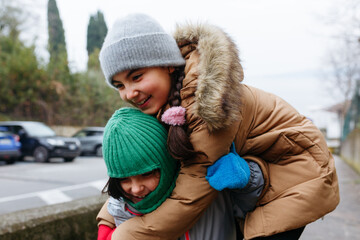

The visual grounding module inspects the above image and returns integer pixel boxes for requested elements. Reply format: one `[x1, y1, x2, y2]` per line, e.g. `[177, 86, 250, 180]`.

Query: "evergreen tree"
[87, 48, 101, 71]
[86, 11, 107, 56]
[47, 0, 67, 65]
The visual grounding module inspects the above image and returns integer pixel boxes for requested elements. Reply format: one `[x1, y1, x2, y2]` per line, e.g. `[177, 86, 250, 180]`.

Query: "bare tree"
[323, 0, 360, 124]
[327, 39, 360, 108]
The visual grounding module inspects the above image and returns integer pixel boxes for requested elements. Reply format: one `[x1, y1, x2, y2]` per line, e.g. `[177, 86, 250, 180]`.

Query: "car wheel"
[6, 157, 17, 165]
[64, 157, 75, 162]
[95, 145, 103, 157]
[33, 146, 49, 162]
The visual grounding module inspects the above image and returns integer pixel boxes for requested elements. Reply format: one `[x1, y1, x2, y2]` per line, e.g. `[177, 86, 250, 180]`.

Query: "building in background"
[308, 106, 342, 154]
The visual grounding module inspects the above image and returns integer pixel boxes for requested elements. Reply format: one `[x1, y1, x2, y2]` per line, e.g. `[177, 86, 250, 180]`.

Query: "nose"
[125, 87, 139, 101]
[130, 180, 145, 195]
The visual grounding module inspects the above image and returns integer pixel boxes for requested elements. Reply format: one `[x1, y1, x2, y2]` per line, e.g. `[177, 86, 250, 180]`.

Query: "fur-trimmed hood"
[173, 23, 244, 131]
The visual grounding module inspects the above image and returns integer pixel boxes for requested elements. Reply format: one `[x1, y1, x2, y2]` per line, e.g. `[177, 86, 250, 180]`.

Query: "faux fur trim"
[174, 23, 243, 131]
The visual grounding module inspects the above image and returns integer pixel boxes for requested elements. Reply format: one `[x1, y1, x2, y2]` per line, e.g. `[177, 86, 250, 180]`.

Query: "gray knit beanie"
[99, 13, 185, 88]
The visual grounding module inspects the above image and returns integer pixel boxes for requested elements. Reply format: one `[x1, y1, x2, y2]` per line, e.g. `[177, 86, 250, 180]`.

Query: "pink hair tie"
[161, 106, 186, 126]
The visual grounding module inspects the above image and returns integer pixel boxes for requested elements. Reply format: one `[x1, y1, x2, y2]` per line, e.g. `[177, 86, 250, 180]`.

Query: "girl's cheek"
[120, 182, 131, 194]
[118, 91, 125, 100]
[151, 176, 161, 191]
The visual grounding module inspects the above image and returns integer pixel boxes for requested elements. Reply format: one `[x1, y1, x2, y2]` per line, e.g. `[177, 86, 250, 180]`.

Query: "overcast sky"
[25, 0, 352, 125]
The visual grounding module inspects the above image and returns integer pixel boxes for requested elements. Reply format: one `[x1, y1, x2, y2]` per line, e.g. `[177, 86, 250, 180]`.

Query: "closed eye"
[132, 73, 142, 81]
[141, 171, 153, 177]
[141, 169, 159, 177]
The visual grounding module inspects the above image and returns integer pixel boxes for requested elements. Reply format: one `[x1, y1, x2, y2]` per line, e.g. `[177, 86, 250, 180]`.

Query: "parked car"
[72, 127, 104, 157]
[0, 121, 81, 163]
[0, 127, 21, 164]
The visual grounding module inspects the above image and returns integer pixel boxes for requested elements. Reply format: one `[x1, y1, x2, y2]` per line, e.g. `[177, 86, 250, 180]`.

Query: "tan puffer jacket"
[97, 23, 339, 240]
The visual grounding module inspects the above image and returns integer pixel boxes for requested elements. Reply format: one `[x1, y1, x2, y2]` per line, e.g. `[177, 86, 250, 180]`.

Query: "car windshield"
[22, 122, 56, 137]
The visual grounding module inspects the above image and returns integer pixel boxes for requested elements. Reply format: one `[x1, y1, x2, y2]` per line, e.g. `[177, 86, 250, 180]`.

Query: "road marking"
[89, 179, 107, 191]
[0, 179, 107, 205]
[38, 190, 72, 204]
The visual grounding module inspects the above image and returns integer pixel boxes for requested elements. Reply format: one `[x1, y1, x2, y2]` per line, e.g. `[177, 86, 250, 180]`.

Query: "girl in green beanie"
[101, 107, 179, 214]
[99, 107, 264, 240]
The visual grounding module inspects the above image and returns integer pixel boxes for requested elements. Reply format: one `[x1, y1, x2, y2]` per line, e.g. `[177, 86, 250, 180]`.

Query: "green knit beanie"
[103, 107, 178, 213]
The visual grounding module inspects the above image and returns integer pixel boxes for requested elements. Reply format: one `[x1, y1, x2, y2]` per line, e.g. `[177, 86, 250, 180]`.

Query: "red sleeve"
[98, 225, 114, 240]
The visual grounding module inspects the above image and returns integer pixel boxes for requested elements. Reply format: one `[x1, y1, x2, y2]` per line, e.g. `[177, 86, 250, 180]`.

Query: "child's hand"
[98, 225, 115, 240]
[206, 142, 250, 191]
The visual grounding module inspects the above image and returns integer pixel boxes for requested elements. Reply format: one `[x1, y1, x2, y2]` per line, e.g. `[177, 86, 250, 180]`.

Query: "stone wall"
[0, 195, 107, 240]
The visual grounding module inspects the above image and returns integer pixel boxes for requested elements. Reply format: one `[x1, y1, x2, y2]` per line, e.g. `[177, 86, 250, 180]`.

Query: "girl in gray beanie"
[98, 13, 339, 240]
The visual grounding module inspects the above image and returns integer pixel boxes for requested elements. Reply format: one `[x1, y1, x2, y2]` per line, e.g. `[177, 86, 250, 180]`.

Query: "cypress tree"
[47, 0, 67, 64]
[86, 10, 107, 56]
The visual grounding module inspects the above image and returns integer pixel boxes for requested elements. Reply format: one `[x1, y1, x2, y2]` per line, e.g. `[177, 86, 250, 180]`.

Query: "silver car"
[73, 127, 104, 157]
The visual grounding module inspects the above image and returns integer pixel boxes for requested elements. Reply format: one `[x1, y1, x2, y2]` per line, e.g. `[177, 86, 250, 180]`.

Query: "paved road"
[301, 155, 360, 239]
[0, 156, 107, 215]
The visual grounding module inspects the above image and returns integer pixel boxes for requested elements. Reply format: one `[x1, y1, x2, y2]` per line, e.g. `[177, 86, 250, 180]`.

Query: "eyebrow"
[111, 68, 140, 85]
[111, 69, 139, 86]
[126, 69, 139, 79]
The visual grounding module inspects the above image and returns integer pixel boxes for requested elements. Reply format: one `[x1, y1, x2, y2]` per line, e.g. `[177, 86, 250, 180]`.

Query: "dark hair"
[102, 177, 125, 199]
[166, 66, 199, 162]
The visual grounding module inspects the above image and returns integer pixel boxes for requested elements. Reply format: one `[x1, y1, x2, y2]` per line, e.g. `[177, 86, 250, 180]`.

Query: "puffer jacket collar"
[173, 23, 244, 131]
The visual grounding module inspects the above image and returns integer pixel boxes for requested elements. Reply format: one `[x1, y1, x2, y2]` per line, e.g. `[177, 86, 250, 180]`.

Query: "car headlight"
[74, 139, 81, 146]
[47, 139, 65, 146]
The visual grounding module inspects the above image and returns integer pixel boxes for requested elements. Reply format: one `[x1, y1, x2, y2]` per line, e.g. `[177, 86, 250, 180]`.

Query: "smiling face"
[120, 170, 160, 204]
[112, 67, 172, 115]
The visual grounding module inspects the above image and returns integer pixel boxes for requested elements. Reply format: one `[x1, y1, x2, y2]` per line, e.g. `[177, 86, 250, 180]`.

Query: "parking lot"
[0, 156, 108, 215]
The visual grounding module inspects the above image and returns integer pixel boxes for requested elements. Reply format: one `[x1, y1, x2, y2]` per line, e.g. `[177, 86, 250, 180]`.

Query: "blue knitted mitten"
[206, 142, 250, 191]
